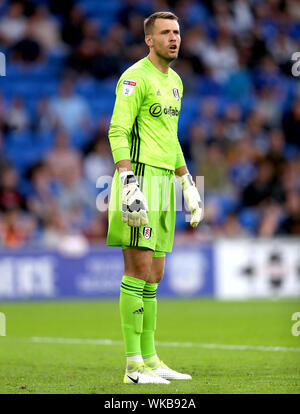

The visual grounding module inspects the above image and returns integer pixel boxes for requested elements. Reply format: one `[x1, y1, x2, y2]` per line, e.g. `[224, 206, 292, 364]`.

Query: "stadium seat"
[238, 208, 260, 234]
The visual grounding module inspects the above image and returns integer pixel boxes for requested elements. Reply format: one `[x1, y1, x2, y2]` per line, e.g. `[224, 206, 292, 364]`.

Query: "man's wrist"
[178, 172, 194, 190]
[119, 170, 136, 186]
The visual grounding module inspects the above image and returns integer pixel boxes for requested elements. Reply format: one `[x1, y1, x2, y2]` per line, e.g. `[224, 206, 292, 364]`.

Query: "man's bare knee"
[148, 257, 165, 284]
[123, 248, 153, 280]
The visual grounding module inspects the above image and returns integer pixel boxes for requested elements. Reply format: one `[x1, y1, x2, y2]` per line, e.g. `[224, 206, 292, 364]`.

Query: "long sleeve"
[108, 76, 146, 164]
[175, 77, 185, 169]
[175, 139, 186, 169]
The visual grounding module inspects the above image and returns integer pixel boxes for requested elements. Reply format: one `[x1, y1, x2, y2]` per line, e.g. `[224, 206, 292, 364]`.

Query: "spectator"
[0, 208, 36, 248]
[34, 97, 57, 132]
[29, 5, 62, 51]
[223, 103, 244, 142]
[40, 207, 68, 248]
[11, 20, 43, 63]
[50, 78, 91, 133]
[197, 141, 230, 193]
[256, 86, 282, 127]
[84, 138, 114, 185]
[0, 1, 26, 46]
[282, 97, 300, 150]
[279, 191, 300, 235]
[232, 0, 253, 34]
[267, 31, 296, 75]
[26, 162, 58, 223]
[229, 137, 257, 190]
[246, 24, 268, 68]
[0, 166, 25, 212]
[242, 160, 277, 207]
[56, 162, 95, 217]
[61, 5, 85, 47]
[66, 19, 101, 76]
[218, 211, 248, 237]
[189, 124, 207, 167]
[196, 96, 218, 135]
[84, 212, 107, 244]
[258, 202, 282, 237]
[6, 96, 29, 131]
[246, 110, 268, 154]
[46, 130, 82, 181]
[201, 34, 238, 82]
[264, 129, 286, 173]
[207, 119, 231, 154]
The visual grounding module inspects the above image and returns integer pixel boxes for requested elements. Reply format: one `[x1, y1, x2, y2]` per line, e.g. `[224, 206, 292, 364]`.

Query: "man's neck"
[147, 53, 170, 74]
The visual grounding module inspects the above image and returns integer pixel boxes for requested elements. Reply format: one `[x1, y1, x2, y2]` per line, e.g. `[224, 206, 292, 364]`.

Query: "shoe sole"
[123, 375, 170, 384]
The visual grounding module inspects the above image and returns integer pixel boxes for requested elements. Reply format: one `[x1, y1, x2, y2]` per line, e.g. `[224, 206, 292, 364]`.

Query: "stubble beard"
[155, 46, 178, 64]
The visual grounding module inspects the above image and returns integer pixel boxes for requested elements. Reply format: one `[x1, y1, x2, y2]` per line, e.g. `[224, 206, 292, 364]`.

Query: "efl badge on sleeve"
[143, 227, 152, 240]
[122, 80, 137, 96]
[173, 88, 179, 100]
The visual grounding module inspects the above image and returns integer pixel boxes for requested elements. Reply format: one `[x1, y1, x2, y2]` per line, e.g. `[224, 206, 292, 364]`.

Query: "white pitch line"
[30, 337, 300, 353]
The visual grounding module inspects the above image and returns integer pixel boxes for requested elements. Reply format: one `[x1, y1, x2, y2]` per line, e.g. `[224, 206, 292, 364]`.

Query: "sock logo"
[133, 307, 144, 314]
[143, 226, 152, 240]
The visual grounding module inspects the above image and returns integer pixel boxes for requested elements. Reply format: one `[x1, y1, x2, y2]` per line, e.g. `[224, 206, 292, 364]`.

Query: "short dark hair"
[144, 11, 178, 35]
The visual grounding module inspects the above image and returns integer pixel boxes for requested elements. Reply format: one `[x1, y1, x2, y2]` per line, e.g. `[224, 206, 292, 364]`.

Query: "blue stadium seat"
[219, 194, 239, 217]
[175, 211, 190, 231]
[4, 142, 43, 173]
[238, 208, 260, 234]
[33, 131, 55, 152]
[89, 96, 115, 120]
[5, 130, 32, 145]
[70, 129, 92, 149]
[75, 78, 98, 99]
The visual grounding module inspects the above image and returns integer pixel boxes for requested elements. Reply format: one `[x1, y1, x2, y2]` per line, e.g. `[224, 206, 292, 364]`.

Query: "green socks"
[120, 277, 158, 359]
[141, 282, 158, 359]
[120, 275, 145, 357]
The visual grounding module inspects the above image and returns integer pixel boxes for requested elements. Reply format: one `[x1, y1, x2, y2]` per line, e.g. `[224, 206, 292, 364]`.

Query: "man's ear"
[145, 35, 153, 48]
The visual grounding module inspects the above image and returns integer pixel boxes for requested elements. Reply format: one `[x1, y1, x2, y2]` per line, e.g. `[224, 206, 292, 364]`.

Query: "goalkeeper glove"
[178, 173, 203, 228]
[119, 171, 149, 227]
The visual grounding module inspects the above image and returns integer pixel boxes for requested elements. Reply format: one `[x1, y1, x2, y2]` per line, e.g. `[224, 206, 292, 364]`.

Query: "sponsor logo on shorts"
[143, 227, 152, 240]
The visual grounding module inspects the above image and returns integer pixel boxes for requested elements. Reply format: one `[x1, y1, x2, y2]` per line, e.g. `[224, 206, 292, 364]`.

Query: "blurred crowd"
[0, 0, 300, 249]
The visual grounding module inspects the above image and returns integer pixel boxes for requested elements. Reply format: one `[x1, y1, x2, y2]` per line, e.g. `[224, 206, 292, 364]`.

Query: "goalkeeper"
[107, 11, 203, 385]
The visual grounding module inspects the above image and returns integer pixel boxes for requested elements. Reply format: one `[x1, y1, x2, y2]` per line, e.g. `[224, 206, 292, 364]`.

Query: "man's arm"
[108, 76, 148, 227]
[175, 165, 188, 177]
[116, 159, 132, 174]
[108, 76, 146, 165]
[116, 159, 148, 227]
[175, 154, 203, 228]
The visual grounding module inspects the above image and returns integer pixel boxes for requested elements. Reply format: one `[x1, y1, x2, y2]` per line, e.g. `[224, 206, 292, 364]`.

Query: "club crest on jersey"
[122, 79, 136, 96]
[173, 88, 179, 100]
[143, 226, 152, 240]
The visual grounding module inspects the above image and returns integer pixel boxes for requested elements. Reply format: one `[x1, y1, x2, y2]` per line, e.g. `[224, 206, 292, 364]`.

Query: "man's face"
[146, 18, 181, 62]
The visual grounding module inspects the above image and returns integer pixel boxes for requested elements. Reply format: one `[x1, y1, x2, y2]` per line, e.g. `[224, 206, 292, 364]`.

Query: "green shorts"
[107, 162, 176, 256]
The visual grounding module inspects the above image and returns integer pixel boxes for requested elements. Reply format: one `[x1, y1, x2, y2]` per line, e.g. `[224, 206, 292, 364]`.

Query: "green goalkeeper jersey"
[108, 57, 185, 171]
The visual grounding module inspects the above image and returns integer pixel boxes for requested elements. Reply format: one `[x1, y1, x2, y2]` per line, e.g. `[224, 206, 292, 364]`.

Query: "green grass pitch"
[0, 298, 299, 394]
